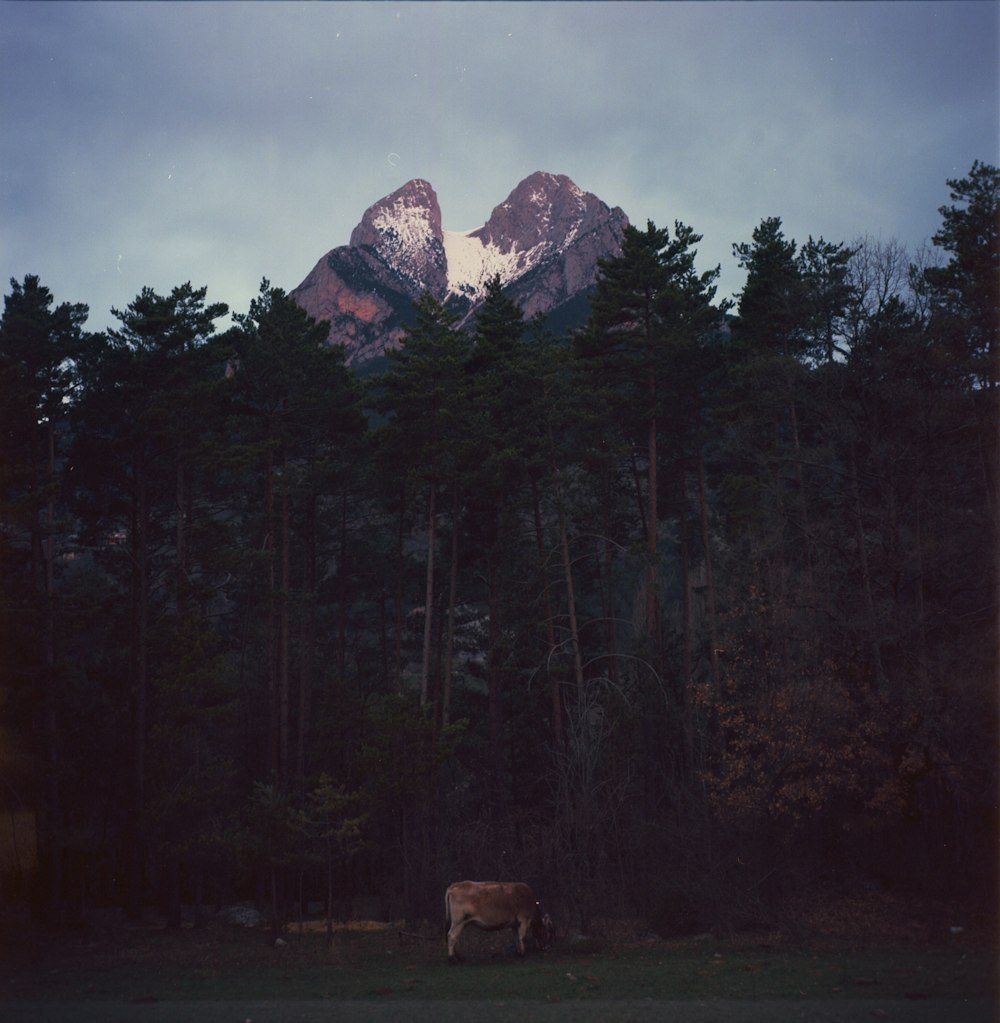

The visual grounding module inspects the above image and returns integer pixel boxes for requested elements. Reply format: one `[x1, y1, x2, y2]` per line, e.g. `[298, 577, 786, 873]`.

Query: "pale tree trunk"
[487, 554, 502, 769]
[168, 447, 189, 931]
[419, 480, 437, 707]
[849, 443, 886, 690]
[442, 488, 460, 729]
[646, 396, 659, 647]
[393, 491, 406, 693]
[135, 466, 149, 812]
[126, 461, 150, 920]
[42, 416, 64, 926]
[787, 396, 815, 590]
[337, 492, 348, 683]
[695, 417, 721, 696]
[175, 443, 191, 616]
[628, 445, 648, 547]
[552, 460, 585, 699]
[265, 436, 279, 776]
[914, 504, 929, 688]
[677, 467, 694, 774]
[530, 478, 562, 747]
[297, 491, 317, 783]
[600, 469, 620, 690]
[279, 463, 291, 778]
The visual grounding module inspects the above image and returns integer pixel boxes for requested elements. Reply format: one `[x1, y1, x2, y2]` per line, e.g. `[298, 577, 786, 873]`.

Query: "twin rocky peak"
[291, 171, 629, 366]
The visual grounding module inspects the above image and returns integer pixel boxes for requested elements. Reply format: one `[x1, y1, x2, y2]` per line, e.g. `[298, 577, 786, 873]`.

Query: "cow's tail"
[444, 888, 452, 935]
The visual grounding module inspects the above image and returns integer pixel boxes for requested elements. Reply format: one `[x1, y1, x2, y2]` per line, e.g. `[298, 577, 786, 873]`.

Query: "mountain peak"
[350, 178, 442, 246]
[291, 173, 628, 364]
[443, 172, 624, 301]
[475, 171, 587, 253]
[349, 179, 446, 293]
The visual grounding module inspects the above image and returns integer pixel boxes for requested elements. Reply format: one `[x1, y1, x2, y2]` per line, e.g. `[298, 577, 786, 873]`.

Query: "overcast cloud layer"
[2, 1, 997, 335]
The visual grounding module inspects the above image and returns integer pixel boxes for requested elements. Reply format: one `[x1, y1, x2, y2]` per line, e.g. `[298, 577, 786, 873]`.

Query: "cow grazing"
[445, 880, 553, 964]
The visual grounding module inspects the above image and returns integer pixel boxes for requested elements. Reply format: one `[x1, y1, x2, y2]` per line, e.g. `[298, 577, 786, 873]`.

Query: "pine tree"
[227, 280, 363, 782]
[372, 292, 471, 709]
[579, 221, 722, 666]
[923, 160, 999, 391]
[70, 282, 228, 919]
[0, 276, 90, 926]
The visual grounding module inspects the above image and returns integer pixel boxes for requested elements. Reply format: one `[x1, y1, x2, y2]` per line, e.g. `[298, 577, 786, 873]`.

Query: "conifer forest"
[1, 162, 996, 936]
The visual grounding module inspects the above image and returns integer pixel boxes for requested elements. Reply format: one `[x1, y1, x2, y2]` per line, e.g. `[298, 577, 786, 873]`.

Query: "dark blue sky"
[2, 1, 997, 333]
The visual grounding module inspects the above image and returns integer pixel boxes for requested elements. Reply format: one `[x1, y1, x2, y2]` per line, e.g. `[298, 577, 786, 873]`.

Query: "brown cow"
[445, 880, 553, 963]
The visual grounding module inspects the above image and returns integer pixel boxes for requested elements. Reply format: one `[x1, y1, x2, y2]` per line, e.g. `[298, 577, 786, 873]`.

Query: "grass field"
[1, 903, 995, 1023]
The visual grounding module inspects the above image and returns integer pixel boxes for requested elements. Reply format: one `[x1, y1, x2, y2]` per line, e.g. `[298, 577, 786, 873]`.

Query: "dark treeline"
[1, 162, 996, 937]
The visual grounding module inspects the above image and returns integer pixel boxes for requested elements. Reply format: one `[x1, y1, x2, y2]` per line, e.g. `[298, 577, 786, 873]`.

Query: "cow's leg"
[447, 918, 466, 964]
[514, 917, 529, 957]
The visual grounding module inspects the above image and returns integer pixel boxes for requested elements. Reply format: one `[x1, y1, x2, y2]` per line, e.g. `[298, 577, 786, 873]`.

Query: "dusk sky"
[2, 1, 997, 335]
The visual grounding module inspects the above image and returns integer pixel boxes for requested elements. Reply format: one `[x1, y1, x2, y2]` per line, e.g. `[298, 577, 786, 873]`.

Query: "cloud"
[2, 1, 996, 332]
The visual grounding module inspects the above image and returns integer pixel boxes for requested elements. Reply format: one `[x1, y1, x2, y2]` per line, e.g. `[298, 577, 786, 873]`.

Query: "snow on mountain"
[372, 201, 436, 269]
[368, 199, 440, 290]
[442, 174, 591, 300]
[349, 178, 447, 295]
[443, 228, 539, 299]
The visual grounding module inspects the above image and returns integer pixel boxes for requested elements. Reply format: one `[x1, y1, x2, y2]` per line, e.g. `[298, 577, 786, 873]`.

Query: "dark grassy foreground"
[1, 902, 995, 1023]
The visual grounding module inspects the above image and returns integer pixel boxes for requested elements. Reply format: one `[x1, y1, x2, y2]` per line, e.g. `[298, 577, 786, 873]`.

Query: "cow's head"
[532, 909, 554, 950]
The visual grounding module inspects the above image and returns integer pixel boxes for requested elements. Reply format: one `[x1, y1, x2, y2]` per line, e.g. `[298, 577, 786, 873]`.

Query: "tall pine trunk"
[694, 415, 721, 696]
[645, 358, 660, 658]
[552, 460, 584, 701]
[337, 491, 348, 683]
[127, 460, 150, 921]
[297, 490, 317, 783]
[42, 416, 64, 927]
[393, 489, 406, 693]
[677, 465, 694, 776]
[849, 442, 886, 689]
[600, 466, 620, 689]
[265, 435, 279, 776]
[442, 488, 460, 730]
[420, 480, 437, 707]
[531, 477, 562, 747]
[487, 551, 503, 784]
[279, 459, 291, 779]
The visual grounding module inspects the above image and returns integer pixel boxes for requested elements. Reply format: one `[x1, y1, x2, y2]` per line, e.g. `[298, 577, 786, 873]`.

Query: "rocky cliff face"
[291, 171, 628, 366]
[348, 177, 448, 298]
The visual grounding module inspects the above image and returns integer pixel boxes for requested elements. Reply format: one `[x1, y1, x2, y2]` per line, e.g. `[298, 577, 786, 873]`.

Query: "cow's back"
[445, 881, 537, 924]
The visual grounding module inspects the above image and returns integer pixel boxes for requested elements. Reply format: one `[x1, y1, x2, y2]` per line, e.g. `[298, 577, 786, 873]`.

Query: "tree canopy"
[0, 163, 995, 935]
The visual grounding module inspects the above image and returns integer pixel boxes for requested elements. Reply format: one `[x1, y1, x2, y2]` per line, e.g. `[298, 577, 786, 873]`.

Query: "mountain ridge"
[291, 171, 628, 365]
